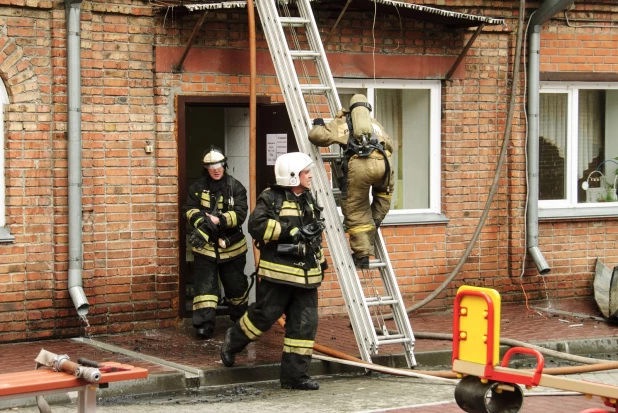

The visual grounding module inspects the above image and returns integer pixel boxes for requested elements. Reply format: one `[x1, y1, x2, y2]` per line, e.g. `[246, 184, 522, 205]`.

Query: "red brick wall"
[0, 0, 178, 342]
[0, 0, 616, 342]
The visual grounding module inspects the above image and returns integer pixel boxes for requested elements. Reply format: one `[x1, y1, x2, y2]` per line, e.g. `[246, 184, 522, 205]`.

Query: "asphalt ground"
[3, 372, 617, 412]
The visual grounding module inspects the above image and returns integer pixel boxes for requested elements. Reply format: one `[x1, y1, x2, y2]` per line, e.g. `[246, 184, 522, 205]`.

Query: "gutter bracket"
[445, 22, 486, 81]
[324, 0, 353, 45]
[173, 10, 209, 73]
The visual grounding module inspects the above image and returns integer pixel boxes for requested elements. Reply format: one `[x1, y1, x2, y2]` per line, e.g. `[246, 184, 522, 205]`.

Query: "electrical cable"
[518, 9, 548, 318]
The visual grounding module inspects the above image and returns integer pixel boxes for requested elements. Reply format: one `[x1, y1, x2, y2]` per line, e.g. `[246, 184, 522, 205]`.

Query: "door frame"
[177, 95, 271, 318]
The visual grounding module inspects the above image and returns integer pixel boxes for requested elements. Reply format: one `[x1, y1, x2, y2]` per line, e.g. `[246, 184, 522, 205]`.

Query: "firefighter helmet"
[275, 152, 313, 187]
[202, 146, 227, 170]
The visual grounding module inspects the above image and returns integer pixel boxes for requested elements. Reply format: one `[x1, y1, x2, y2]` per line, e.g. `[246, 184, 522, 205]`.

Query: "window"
[539, 83, 618, 218]
[0, 79, 11, 242]
[335, 79, 445, 224]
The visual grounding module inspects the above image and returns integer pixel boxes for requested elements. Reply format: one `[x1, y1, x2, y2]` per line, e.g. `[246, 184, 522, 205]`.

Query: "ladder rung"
[331, 188, 341, 198]
[299, 84, 331, 93]
[278, 17, 310, 26]
[290, 51, 321, 59]
[320, 152, 343, 161]
[377, 337, 414, 345]
[365, 296, 398, 306]
[367, 259, 386, 269]
[367, 299, 398, 307]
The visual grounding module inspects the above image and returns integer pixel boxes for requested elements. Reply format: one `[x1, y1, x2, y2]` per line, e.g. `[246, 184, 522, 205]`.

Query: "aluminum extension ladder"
[255, 0, 417, 367]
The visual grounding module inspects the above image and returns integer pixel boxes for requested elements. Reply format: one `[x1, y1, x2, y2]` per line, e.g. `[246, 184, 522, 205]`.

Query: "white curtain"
[375, 90, 402, 209]
[578, 90, 603, 179]
[539, 93, 568, 158]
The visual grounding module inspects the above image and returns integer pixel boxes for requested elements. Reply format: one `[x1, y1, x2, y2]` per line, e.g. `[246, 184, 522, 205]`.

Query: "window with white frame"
[335, 79, 444, 224]
[539, 83, 618, 217]
[0, 79, 11, 242]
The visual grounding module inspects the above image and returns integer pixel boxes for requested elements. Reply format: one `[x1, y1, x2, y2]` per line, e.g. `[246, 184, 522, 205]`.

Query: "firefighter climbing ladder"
[255, 0, 417, 367]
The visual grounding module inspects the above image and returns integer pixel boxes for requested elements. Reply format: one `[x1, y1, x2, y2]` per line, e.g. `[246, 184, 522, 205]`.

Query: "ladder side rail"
[295, 0, 341, 113]
[254, 0, 378, 362]
[374, 230, 417, 366]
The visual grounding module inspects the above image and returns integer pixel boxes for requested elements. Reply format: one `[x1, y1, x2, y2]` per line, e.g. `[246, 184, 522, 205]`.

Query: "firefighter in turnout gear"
[308, 94, 394, 269]
[183, 146, 249, 339]
[220, 152, 327, 391]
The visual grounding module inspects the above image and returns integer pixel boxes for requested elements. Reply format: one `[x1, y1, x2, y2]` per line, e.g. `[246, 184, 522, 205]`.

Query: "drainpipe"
[66, 0, 89, 317]
[526, 0, 574, 275]
[527, 26, 550, 275]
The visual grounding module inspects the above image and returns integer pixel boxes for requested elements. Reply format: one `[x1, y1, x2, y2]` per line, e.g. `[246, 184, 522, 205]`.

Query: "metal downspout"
[526, 0, 574, 275]
[527, 26, 550, 275]
[66, 0, 89, 316]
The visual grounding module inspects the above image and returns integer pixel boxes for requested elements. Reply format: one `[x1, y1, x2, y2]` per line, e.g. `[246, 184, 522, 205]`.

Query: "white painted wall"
[402, 89, 430, 209]
[224, 107, 256, 303]
[606, 91, 618, 181]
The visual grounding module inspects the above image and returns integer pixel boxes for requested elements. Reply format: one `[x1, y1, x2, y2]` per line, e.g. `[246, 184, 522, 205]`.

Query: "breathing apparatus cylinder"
[349, 94, 373, 139]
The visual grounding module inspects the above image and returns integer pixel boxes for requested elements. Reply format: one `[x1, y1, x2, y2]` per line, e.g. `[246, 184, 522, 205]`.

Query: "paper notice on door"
[266, 133, 288, 165]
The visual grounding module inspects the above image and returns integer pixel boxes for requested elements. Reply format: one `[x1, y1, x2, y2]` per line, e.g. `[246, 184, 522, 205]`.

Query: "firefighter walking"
[183, 146, 249, 339]
[308, 94, 394, 268]
[220, 152, 327, 391]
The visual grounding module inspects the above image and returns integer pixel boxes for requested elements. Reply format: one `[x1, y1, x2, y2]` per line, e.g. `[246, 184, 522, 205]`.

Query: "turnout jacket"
[249, 186, 325, 288]
[308, 109, 393, 154]
[184, 173, 248, 263]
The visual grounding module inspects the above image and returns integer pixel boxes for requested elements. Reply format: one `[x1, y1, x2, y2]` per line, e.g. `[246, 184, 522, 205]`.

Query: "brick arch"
[0, 31, 42, 103]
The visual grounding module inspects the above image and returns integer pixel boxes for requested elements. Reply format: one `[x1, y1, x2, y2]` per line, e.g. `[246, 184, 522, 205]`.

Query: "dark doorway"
[178, 95, 272, 318]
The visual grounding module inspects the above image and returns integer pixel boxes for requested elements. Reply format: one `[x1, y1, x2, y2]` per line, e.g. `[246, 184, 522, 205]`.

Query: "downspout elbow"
[529, 246, 551, 275]
[68, 271, 89, 317]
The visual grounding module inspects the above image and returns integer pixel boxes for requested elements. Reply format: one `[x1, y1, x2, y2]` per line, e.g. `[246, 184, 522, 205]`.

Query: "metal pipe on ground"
[277, 318, 618, 380]
[416, 332, 613, 365]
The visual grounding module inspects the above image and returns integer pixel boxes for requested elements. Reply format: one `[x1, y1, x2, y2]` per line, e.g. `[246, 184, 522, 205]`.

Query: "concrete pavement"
[2, 296, 618, 412]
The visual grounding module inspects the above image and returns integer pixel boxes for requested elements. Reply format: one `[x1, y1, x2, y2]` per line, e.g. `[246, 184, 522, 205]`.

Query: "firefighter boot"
[352, 253, 370, 269]
[220, 328, 236, 367]
[282, 379, 320, 391]
[195, 327, 214, 340]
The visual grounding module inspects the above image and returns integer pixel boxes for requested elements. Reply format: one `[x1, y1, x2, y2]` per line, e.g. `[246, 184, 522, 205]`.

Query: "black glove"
[189, 211, 208, 227]
[197, 216, 218, 239]
[189, 230, 208, 250]
[288, 227, 302, 243]
[312, 118, 325, 126]
[320, 260, 328, 272]
[300, 221, 325, 239]
[374, 219, 382, 230]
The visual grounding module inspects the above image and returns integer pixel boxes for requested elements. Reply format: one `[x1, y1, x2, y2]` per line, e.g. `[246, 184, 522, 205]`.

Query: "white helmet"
[202, 146, 227, 169]
[275, 152, 313, 187]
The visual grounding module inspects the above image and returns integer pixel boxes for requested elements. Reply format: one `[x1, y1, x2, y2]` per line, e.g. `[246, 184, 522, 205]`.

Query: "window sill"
[382, 212, 449, 225]
[0, 227, 14, 243]
[539, 206, 618, 220]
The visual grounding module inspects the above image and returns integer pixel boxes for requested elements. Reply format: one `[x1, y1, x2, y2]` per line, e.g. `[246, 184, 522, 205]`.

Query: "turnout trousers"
[192, 253, 249, 335]
[225, 279, 319, 386]
[341, 154, 394, 258]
